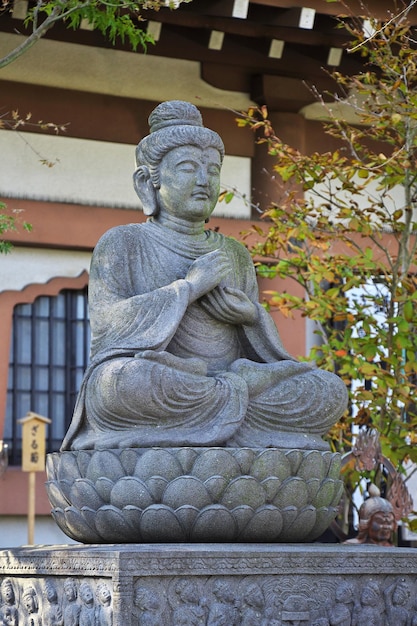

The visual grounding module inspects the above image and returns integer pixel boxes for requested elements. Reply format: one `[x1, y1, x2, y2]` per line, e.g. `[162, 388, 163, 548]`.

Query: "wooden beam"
[0, 80, 254, 155]
[142, 8, 351, 48]
[249, 0, 417, 22]
[251, 73, 341, 111]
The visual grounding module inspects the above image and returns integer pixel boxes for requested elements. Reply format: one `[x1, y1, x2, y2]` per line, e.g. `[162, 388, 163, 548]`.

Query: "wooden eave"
[1, 0, 417, 111]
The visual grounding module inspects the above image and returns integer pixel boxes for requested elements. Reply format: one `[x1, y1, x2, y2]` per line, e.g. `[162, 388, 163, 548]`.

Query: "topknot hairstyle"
[148, 100, 203, 133]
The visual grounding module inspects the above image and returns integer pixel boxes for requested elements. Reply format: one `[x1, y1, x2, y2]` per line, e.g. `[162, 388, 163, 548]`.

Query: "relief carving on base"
[2, 574, 417, 625]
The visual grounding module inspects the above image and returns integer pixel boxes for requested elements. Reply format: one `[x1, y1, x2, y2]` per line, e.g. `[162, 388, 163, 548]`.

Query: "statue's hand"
[185, 249, 230, 302]
[200, 286, 258, 325]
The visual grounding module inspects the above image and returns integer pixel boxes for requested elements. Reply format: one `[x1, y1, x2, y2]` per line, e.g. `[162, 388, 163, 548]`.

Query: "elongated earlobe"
[133, 166, 158, 216]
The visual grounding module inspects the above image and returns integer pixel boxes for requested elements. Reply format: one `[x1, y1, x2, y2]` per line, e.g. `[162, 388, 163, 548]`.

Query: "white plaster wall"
[0, 130, 251, 218]
[0, 33, 253, 110]
[0, 130, 139, 208]
[214, 155, 251, 219]
[0, 515, 76, 548]
[0, 248, 91, 294]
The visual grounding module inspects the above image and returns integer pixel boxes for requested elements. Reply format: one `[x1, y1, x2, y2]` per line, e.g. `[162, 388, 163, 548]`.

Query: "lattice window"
[5, 288, 89, 465]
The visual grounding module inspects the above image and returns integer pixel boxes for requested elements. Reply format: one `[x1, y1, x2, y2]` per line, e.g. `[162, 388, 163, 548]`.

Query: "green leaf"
[357, 169, 369, 179]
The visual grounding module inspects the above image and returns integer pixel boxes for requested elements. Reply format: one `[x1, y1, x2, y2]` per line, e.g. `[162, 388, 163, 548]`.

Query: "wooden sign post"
[19, 412, 51, 545]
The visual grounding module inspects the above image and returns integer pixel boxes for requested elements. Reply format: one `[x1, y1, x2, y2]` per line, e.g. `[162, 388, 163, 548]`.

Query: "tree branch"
[0, 5, 63, 69]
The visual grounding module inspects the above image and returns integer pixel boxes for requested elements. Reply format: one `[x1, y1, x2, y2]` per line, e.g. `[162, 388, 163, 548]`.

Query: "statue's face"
[393, 584, 409, 606]
[156, 145, 221, 222]
[368, 511, 394, 543]
[361, 585, 378, 606]
[3, 583, 14, 603]
[24, 593, 36, 613]
[46, 584, 57, 602]
[64, 584, 76, 601]
[98, 586, 111, 605]
[81, 585, 94, 604]
[246, 585, 264, 608]
[180, 582, 198, 604]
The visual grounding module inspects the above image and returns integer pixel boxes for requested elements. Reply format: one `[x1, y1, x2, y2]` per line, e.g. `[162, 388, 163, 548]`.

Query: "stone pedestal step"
[0, 543, 416, 625]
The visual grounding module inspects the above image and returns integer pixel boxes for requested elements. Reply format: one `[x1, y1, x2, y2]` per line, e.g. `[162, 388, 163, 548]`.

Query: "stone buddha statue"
[61, 100, 348, 452]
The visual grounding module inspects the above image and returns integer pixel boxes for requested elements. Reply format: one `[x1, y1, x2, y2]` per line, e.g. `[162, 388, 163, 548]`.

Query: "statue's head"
[392, 580, 410, 606]
[1, 578, 15, 603]
[174, 579, 199, 604]
[360, 581, 381, 606]
[134, 100, 224, 217]
[335, 581, 354, 603]
[357, 495, 396, 545]
[79, 582, 94, 605]
[64, 578, 78, 601]
[45, 580, 58, 603]
[245, 583, 264, 608]
[22, 586, 38, 613]
[134, 586, 159, 611]
[212, 580, 234, 603]
[96, 583, 111, 606]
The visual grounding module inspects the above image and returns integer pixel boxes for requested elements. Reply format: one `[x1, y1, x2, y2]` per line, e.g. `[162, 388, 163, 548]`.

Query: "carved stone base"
[1, 544, 417, 625]
[46, 447, 343, 544]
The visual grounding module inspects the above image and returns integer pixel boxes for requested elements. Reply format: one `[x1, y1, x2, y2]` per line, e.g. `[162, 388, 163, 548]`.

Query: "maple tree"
[235, 5, 417, 532]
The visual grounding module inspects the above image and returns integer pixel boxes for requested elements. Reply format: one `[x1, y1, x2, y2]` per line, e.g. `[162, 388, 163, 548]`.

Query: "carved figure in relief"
[0, 578, 19, 626]
[22, 587, 42, 626]
[383, 579, 410, 626]
[44, 581, 63, 626]
[133, 586, 162, 626]
[207, 580, 238, 626]
[327, 581, 354, 626]
[239, 583, 266, 626]
[172, 580, 206, 626]
[60, 99, 348, 453]
[280, 594, 310, 625]
[94, 584, 112, 626]
[352, 582, 384, 626]
[62, 580, 80, 626]
[78, 584, 95, 626]
[344, 496, 396, 547]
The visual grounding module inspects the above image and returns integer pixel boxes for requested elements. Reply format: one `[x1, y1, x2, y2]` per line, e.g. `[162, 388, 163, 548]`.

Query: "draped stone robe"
[61, 219, 347, 451]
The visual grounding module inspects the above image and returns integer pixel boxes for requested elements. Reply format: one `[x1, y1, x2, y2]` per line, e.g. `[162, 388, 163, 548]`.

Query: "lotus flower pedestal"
[45, 447, 343, 544]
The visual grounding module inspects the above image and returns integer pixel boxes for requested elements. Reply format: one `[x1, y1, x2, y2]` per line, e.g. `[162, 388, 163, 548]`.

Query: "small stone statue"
[327, 581, 354, 626]
[384, 579, 411, 626]
[61, 99, 347, 453]
[133, 586, 162, 626]
[95, 584, 112, 626]
[44, 581, 64, 626]
[344, 492, 396, 547]
[63, 579, 81, 626]
[240, 583, 265, 626]
[172, 580, 206, 626]
[352, 582, 384, 626]
[207, 581, 238, 626]
[78, 583, 95, 626]
[22, 586, 42, 626]
[0, 578, 19, 626]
